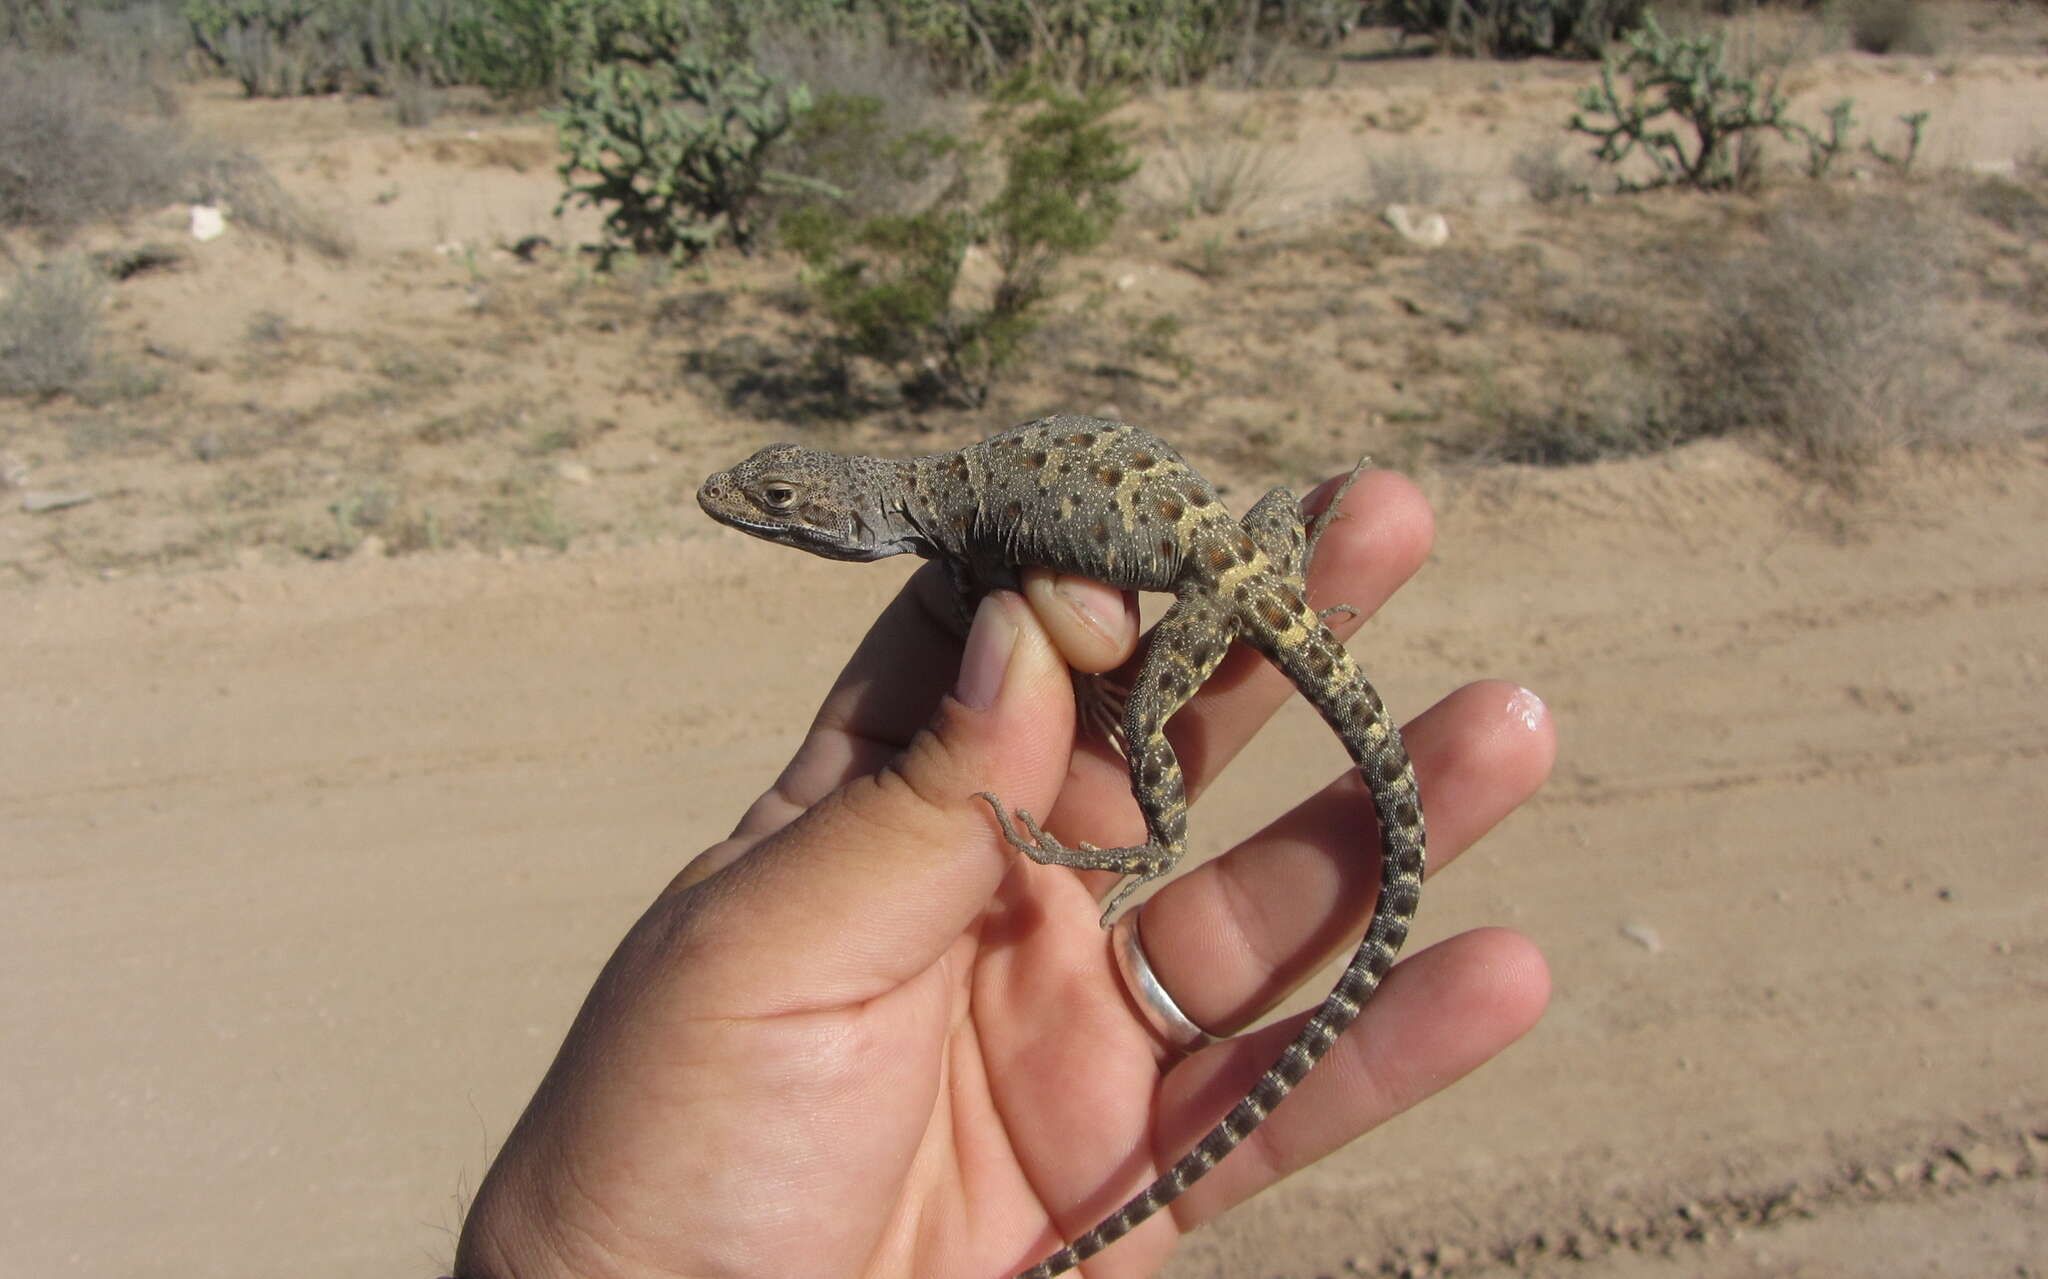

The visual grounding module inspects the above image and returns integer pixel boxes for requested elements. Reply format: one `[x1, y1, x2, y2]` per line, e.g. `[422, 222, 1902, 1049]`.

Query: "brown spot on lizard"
[697, 414, 1425, 1279]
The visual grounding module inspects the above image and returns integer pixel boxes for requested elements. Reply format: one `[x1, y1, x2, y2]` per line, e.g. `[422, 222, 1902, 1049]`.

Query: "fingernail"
[954, 593, 1019, 710]
[1052, 573, 1122, 644]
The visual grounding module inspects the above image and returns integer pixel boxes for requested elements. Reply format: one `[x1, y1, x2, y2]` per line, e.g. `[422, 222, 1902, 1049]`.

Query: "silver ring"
[1110, 907, 1219, 1054]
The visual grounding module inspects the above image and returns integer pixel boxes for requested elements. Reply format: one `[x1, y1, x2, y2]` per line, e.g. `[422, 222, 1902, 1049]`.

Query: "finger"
[662, 591, 1078, 1009]
[1024, 568, 1140, 675]
[723, 563, 1141, 854]
[1162, 927, 1550, 1232]
[1042, 469, 1435, 851]
[1142, 680, 1556, 1035]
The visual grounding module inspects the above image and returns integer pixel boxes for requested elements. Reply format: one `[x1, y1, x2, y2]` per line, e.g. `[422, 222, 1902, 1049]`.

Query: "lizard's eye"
[761, 484, 797, 510]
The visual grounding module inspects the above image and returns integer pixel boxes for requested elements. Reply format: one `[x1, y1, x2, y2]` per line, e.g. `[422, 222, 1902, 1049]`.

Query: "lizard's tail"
[1014, 616, 1425, 1279]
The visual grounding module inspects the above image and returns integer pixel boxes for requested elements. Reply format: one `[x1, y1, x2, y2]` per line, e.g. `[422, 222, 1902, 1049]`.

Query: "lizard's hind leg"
[981, 596, 1234, 926]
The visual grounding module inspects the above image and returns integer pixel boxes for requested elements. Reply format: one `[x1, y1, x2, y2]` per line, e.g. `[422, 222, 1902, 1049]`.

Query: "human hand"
[453, 470, 1553, 1279]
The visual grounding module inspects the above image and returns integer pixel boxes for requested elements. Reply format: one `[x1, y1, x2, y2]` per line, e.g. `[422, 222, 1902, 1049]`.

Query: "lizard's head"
[698, 443, 908, 562]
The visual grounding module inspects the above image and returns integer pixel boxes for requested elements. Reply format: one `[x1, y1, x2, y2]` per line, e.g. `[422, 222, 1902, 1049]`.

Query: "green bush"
[1384, 0, 1645, 58]
[437, 0, 574, 97]
[787, 81, 1136, 407]
[884, 0, 1354, 89]
[445, 0, 855, 99]
[3, 0, 83, 48]
[182, 0, 481, 96]
[553, 50, 815, 263]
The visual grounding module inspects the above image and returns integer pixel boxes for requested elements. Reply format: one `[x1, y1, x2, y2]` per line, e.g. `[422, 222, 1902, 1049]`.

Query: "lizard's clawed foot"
[1304, 454, 1372, 567]
[977, 793, 1093, 861]
[976, 793, 1172, 926]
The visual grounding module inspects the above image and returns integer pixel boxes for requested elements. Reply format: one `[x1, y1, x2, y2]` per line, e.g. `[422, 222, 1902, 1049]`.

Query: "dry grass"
[1451, 187, 2021, 484]
[0, 49, 352, 257]
[1511, 145, 1590, 204]
[0, 51, 191, 237]
[1156, 127, 1290, 218]
[1364, 147, 1446, 209]
[0, 256, 105, 399]
[1682, 194, 1997, 482]
[756, 20, 965, 225]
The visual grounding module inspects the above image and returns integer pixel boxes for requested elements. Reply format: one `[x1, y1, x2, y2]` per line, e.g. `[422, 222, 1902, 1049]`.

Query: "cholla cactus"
[1568, 13, 1796, 191]
[553, 51, 813, 264]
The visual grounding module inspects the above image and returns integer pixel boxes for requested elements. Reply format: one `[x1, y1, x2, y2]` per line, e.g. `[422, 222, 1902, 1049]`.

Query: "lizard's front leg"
[982, 595, 1234, 926]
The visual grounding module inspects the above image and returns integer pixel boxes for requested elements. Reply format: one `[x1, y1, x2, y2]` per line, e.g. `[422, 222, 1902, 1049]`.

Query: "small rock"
[21, 490, 95, 513]
[1950, 1141, 2021, 1180]
[1383, 204, 1450, 248]
[2020, 1129, 2048, 1172]
[1760, 1187, 1808, 1223]
[190, 204, 225, 241]
[1620, 921, 1663, 953]
[554, 459, 594, 485]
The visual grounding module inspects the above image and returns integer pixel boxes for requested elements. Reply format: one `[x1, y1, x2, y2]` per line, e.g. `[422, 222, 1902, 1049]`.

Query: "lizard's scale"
[698, 414, 1424, 1278]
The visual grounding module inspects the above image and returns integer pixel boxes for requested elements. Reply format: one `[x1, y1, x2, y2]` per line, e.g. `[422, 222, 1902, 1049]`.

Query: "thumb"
[681, 590, 1078, 1010]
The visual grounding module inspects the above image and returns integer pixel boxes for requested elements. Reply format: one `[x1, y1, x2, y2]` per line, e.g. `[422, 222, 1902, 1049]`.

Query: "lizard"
[696, 414, 1425, 1279]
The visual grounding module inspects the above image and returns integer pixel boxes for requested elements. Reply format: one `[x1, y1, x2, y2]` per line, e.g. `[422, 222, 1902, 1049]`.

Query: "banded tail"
[1016, 614, 1425, 1278]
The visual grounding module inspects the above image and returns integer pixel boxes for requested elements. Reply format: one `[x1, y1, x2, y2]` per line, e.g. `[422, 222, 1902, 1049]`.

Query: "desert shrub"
[1681, 197, 1961, 480]
[0, 53, 351, 253]
[886, 0, 1356, 89]
[1382, 0, 1645, 58]
[1365, 146, 1446, 207]
[553, 50, 814, 263]
[437, 0, 572, 97]
[1510, 144, 1586, 202]
[1847, 0, 1938, 55]
[1965, 177, 2048, 240]
[0, 49, 192, 234]
[1480, 366, 1688, 465]
[1468, 196, 1980, 478]
[787, 81, 1136, 407]
[755, 20, 962, 220]
[182, 0, 483, 96]
[0, 256, 106, 398]
[445, 0, 852, 100]
[2, 0, 82, 47]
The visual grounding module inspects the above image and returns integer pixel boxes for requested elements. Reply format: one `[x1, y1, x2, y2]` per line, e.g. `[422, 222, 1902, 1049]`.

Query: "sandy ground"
[5, 7, 2048, 1277]
[6, 439, 2045, 1278]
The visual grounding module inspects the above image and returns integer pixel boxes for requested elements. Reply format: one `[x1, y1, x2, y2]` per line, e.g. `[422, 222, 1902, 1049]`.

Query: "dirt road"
[5, 439, 2042, 1277]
